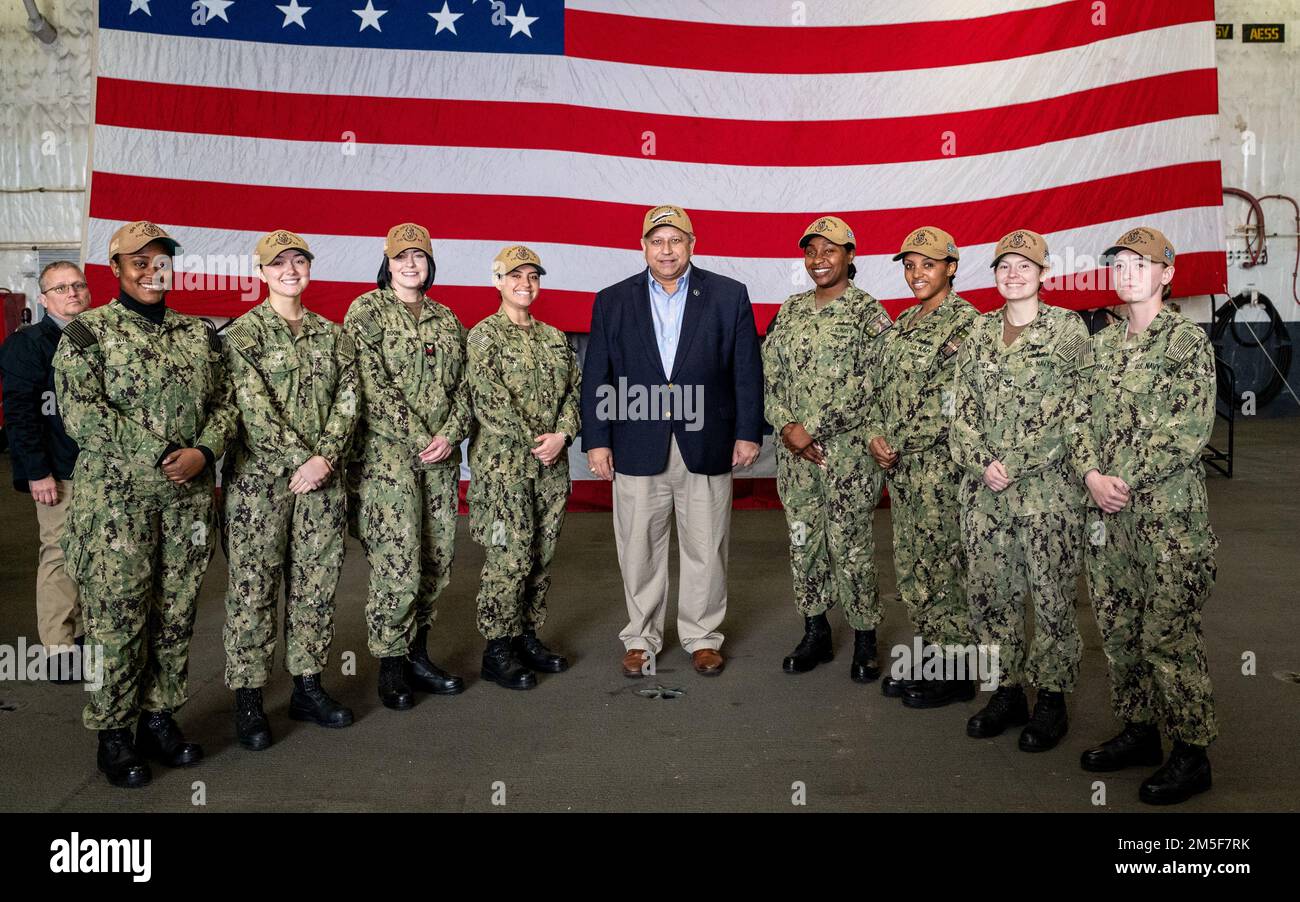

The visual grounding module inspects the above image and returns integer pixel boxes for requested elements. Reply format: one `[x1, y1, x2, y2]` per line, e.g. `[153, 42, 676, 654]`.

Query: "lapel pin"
[692, 289, 700, 296]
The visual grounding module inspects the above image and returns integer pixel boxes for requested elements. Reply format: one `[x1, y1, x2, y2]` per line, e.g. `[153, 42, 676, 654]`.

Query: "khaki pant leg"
[669, 437, 731, 653]
[613, 458, 676, 655]
[34, 479, 81, 649]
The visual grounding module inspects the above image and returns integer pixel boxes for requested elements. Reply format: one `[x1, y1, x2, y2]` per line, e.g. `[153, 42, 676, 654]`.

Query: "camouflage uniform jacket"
[950, 304, 1089, 516]
[222, 300, 359, 477]
[1071, 307, 1215, 513]
[466, 311, 581, 484]
[865, 290, 979, 456]
[54, 300, 236, 485]
[342, 289, 472, 465]
[763, 284, 892, 442]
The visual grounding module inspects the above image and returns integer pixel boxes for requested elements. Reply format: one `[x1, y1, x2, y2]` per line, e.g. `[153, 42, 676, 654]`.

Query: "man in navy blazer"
[581, 205, 763, 677]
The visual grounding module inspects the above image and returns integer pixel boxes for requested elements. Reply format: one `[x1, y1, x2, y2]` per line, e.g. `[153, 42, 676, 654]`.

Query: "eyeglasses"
[41, 282, 88, 296]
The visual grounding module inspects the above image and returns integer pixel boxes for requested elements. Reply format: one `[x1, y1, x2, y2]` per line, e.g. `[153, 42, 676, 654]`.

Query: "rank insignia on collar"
[424, 342, 436, 357]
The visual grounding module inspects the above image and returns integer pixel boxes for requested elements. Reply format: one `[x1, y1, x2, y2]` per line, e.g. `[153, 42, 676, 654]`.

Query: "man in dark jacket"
[0, 262, 88, 676]
[581, 205, 763, 677]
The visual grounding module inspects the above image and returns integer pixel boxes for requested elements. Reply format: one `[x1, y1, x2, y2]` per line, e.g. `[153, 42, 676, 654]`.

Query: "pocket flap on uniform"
[1119, 364, 1160, 393]
[261, 350, 300, 374]
[103, 346, 133, 369]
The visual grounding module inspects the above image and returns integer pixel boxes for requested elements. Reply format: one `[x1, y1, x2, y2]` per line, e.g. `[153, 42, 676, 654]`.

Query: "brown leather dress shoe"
[692, 648, 725, 676]
[622, 648, 649, 678]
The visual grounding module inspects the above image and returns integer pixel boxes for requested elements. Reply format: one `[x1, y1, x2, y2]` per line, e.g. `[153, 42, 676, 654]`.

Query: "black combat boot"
[1080, 722, 1163, 772]
[782, 613, 833, 673]
[290, 673, 354, 728]
[481, 638, 537, 690]
[882, 635, 923, 697]
[97, 728, 151, 789]
[851, 630, 881, 683]
[234, 688, 272, 751]
[407, 626, 465, 695]
[378, 656, 414, 710]
[881, 674, 916, 698]
[135, 710, 203, 766]
[513, 628, 569, 673]
[966, 685, 1030, 738]
[1018, 689, 1068, 752]
[1139, 741, 1212, 805]
[902, 672, 977, 709]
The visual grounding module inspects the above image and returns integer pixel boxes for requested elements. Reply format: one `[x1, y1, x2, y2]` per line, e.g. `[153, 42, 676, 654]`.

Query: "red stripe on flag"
[79, 267, 596, 331]
[83, 251, 1226, 333]
[751, 251, 1229, 328]
[94, 70, 1218, 167]
[88, 161, 1224, 259]
[558, 477, 785, 512]
[564, 0, 1213, 74]
[462, 479, 786, 512]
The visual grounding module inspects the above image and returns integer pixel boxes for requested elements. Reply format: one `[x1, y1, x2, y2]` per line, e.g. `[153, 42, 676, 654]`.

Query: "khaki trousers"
[613, 437, 732, 654]
[34, 479, 82, 649]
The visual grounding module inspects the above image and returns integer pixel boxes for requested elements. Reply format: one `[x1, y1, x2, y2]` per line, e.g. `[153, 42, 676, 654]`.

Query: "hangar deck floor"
[2, 417, 1296, 813]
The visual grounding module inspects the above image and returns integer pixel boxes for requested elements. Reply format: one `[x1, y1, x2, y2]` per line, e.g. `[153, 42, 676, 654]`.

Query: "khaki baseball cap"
[1103, 226, 1176, 266]
[893, 226, 960, 261]
[799, 215, 856, 249]
[991, 229, 1049, 268]
[384, 222, 434, 259]
[643, 205, 694, 237]
[254, 229, 313, 266]
[493, 244, 546, 277]
[108, 220, 179, 258]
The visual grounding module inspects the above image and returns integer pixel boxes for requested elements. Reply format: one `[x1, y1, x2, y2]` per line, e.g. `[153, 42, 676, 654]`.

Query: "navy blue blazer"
[0, 316, 79, 491]
[580, 266, 763, 476]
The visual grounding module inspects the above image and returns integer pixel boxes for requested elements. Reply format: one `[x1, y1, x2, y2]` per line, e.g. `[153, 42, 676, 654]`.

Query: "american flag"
[86, 0, 1226, 335]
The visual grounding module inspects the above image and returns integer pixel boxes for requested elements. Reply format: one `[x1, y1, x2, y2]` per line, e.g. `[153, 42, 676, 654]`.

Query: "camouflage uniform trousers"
[357, 453, 459, 657]
[62, 476, 217, 731]
[775, 433, 882, 630]
[221, 470, 347, 688]
[469, 468, 569, 640]
[1085, 508, 1218, 746]
[886, 444, 973, 648]
[962, 505, 1084, 692]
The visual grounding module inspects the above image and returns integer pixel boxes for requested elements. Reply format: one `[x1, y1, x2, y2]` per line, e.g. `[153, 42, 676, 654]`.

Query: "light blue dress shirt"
[647, 266, 690, 377]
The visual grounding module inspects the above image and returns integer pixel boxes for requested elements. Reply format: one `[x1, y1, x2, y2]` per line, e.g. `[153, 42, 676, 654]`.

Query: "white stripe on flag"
[95, 25, 1213, 120]
[92, 116, 1219, 214]
[565, 0, 1070, 27]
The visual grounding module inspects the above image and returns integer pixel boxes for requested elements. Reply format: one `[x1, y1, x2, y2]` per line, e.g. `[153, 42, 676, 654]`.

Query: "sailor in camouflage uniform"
[1073, 227, 1219, 805]
[866, 227, 980, 707]
[951, 230, 1089, 750]
[762, 216, 889, 680]
[466, 246, 581, 690]
[54, 221, 237, 788]
[221, 231, 360, 750]
[342, 223, 472, 710]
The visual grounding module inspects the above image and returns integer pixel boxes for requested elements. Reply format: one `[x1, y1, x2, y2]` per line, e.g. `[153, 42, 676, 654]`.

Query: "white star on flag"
[199, 0, 234, 23]
[353, 1, 387, 32]
[503, 3, 538, 38]
[428, 2, 462, 35]
[276, 0, 311, 28]
[128, 0, 152, 15]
